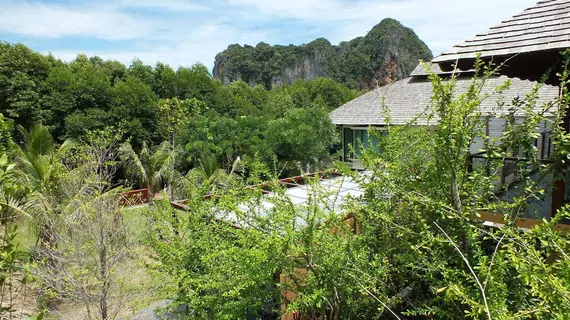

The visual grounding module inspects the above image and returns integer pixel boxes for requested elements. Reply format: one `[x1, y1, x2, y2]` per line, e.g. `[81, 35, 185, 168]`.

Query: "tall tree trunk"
[98, 210, 109, 320]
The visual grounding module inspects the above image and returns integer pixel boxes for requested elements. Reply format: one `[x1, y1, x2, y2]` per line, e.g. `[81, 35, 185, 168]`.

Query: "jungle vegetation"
[0, 42, 358, 176]
[0, 40, 570, 320]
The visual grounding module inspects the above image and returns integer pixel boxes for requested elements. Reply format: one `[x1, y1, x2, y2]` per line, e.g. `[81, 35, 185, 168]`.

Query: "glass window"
[354, 129, 383, 157]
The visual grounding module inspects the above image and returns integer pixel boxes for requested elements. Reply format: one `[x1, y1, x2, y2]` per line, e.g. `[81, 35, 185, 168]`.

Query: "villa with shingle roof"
[330, 68, 559, 167]
[331, 0, 570, 220]
[434, 0, 570, 62]
[330, 71, 558, 127]
[430, 0, 570, 217]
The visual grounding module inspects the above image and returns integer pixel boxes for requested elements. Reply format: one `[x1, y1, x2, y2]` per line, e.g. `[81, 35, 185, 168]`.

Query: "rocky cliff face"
[213, 19, 433, 90]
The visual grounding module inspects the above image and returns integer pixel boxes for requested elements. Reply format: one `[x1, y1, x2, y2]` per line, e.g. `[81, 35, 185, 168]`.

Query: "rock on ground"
[128, 300, 188, 320]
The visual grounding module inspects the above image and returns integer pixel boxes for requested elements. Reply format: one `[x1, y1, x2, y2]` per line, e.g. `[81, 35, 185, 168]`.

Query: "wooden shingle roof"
[330, 75, 559, 126]
[433, 0, 570, 64]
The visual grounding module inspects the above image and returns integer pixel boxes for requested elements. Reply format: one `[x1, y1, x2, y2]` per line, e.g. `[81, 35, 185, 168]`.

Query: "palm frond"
[0, 196, 31, 219]
[152, 143, 176, 193]
[58, 138, 76, 154]
[119, 142, 148, 188]
[18, 124, 55, 156]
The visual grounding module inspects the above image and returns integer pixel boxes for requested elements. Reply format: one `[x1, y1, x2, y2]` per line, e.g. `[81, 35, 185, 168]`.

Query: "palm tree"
[0, 153, 28, 222]
[120, 141, 176, 203]
[15, 124, 74, 201]
[11, 124, 74, 253]
[174, 156, 240, 199]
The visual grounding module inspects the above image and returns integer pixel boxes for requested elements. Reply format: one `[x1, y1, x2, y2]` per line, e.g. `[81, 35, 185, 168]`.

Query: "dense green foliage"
[214, 18, 433, 90]
[0, 42, 359, 175]
[145, 59, 570, 319]
[2, 38, 570, 320]
[0, 154, 38, 319]
[0, 114, 13, 153]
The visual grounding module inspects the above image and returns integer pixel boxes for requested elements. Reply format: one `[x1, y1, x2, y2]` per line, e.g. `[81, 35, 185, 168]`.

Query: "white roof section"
[217, 174, 366, 229]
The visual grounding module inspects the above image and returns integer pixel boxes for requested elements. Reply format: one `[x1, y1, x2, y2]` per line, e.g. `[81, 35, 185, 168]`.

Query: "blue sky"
[0, 0, 539, 72]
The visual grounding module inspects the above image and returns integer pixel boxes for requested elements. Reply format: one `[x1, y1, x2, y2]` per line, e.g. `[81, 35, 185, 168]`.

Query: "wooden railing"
[119, 188, 149, 206]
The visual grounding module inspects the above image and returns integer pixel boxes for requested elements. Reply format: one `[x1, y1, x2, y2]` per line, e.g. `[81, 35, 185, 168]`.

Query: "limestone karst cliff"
[213, 18, 433, 90]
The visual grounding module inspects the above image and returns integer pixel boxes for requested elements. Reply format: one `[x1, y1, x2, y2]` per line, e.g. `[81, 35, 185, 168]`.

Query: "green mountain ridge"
[213, 18, 433, 90]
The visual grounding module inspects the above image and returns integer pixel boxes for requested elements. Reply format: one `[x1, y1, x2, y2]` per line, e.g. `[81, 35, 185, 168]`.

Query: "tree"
[173, 155, 240, 200]
[159, 97, 200, 200]
[90, 58, 126, 86]
[174, 64, 215, 101]
[120, 141, 175, 202]
[146, 167, 371, 319]
[266, 104, 338, 172]
[110, 77, 161, 147]
[67, 54, 112, 112]
[0, 43, 51, 128]
[0, 125, 43, 318]
[145, 58, 570, 319]
[0, 113, 13, 154]
[127, 59, 156, 90]
[145, 182, 283, 319]
[0, 153, 39, 319]
[13, 124, 74, 255]
[0, 42, 361, 174]
[178, 112, 236, 168]
[153, 62, 177, 99]
[178, 111, 271, 171]
[340, 60, 570, 319]
[36, 130, 137, 320]
[41, 64, 77, 140]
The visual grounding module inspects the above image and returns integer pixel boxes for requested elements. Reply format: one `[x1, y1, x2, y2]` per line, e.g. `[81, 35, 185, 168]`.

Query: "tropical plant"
[340, 59, 570, 319]
[266, 104, 339, 172]
[0, 154, 27, 221]
[0, 153, 39, 319]
[173, 156, 240, 200]
[120, 141, 176, 202]
[0, 224, 37, 319]
[146, 166, 374, 319]
[0, 114, 13, 154]
[12, 124, 74, 252]
[159, 97, 201, 200]
[145, 57, 570, 319]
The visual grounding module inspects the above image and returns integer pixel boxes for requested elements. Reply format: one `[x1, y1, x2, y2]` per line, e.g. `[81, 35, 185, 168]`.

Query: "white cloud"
[0, 0, 157, 40]
[114, 0, 209, 12]
[227, 0, 338, 19]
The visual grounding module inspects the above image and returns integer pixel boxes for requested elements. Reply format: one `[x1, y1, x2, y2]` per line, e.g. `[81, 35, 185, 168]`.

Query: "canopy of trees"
[1, 40, 570, 320]
[0, 42, 360, 176]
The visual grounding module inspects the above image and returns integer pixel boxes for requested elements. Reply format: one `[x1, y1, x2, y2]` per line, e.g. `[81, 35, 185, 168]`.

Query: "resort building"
[331, 63, 559, 169]
[331, 0, 570, 221]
